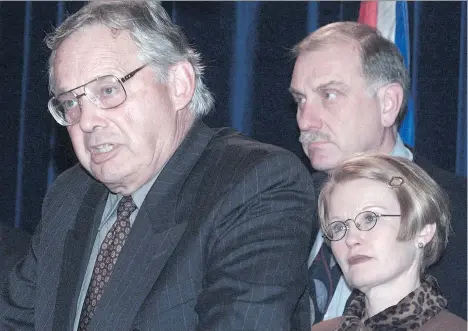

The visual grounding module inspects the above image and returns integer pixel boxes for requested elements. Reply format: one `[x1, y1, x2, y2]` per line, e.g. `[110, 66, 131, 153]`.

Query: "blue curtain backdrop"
[0, 1, 465, 233]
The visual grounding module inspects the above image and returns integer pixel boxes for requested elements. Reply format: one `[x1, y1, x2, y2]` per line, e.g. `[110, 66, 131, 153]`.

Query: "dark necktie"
[78, 195, 137, 331]
[308, 244, 342, 324]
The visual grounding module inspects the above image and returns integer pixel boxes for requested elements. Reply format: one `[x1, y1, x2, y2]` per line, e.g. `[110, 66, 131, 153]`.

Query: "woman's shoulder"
[421, 309, 467, 331]
[311, 317, 344, 331]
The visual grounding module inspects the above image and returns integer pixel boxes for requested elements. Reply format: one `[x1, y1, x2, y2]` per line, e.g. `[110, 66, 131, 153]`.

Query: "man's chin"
[310, 161, 335, 173]
[94, 174, 128, 193]
[90, 165, 121, 187]
[309, 155, 340, 173]
[306, 145, 343, 172]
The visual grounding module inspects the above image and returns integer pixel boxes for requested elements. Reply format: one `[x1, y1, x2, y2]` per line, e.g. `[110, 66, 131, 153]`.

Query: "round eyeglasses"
[323, 211, 401, 241]
[47, 64, 147, 126]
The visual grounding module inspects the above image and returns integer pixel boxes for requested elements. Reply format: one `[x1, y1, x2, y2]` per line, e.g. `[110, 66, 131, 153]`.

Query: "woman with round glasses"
[312, 154, 466, 331]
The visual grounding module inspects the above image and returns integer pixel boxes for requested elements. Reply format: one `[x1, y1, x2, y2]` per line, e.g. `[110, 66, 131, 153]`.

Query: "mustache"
[299, 131, 330, 144]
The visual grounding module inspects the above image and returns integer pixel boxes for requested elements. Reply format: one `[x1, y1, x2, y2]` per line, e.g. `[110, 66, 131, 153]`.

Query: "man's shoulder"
[0, 225, 31, 257]
[53, 163, 91, 185]
[45, 163, 101, 205]
[414, 153, 467, 319]
[192, 126, 315, 204]
[206, 126, 308, 168]
[209, 126, 295, 154]
[413, 152, 466, 221]
[413, 153, 467, 193]
[0, 225, 31, 281]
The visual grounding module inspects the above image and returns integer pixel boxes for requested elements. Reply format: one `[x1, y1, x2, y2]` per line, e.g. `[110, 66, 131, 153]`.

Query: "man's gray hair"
[45, 0, 214, 117]
[292, 22, 409, 127]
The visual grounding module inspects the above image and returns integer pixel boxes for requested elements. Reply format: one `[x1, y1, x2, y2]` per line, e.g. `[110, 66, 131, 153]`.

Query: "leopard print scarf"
[336, 275, 447, 331]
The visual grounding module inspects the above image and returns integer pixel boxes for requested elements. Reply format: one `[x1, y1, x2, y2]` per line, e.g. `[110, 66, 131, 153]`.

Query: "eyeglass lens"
[52, 75, 127, 125]
[325, 211, 378, 241]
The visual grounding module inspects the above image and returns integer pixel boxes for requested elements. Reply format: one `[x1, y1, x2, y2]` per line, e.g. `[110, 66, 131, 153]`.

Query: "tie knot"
[117, 195, 137, 217]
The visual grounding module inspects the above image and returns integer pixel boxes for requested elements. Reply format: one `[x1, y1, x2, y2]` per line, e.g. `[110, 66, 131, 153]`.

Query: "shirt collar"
[390, 133, 413, 161]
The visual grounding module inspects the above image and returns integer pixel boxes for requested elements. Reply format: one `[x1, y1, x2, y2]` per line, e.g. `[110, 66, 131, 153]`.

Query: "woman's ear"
[416, 223, 437, 248]
[167, 60, 196, 112]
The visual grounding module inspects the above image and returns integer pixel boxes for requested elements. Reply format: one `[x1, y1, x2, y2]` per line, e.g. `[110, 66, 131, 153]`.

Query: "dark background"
[0, 1, 466, 234]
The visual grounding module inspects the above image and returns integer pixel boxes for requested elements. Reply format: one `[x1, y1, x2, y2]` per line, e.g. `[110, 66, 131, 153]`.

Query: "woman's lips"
[348, 255, 372, 266]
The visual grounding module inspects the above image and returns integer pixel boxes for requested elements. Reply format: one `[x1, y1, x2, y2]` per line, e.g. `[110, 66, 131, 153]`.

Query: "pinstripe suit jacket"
[0, 121, 315, 331]
[0, 225, 31, 284]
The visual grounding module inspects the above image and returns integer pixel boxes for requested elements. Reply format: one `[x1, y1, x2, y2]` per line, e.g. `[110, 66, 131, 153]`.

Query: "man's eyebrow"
[54, 87, 66, 96]
[288, 81, 349, 96]
[288, 87, 304, 96]
[315, 80, 349, 91]
[54, 79, 90, 96]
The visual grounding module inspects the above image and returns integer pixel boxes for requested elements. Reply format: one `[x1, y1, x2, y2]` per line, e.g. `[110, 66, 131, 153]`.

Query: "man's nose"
[78, 95, 107, 132]
[297, 100, 324, 132]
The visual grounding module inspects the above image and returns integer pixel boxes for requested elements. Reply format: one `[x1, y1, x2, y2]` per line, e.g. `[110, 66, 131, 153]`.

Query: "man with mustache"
[289, 21, 467, 325]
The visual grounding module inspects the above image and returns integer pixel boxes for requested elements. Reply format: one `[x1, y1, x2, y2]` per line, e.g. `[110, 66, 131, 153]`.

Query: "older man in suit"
[0, 1, 315, 330]
[289, 21, 467, 325]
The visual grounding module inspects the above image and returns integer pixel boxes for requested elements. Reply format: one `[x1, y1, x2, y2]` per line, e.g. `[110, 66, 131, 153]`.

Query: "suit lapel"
[52, 180, 108, 331]
[89, 121, 215, 330]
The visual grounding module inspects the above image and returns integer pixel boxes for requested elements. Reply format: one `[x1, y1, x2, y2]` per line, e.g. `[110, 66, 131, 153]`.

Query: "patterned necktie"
[78, 195, 137, 331]
[308, 244, 342, 324]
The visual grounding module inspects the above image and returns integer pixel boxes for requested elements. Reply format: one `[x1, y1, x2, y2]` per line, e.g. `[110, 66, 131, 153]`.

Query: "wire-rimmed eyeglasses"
[47, 64, 147, 126]
[322, 211, 401, 241]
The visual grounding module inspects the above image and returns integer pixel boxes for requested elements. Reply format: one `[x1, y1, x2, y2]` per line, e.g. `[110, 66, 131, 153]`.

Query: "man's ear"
[377, 83, 404, 128]
[167, 60, 195, 112]
[416, 223, 437, 248]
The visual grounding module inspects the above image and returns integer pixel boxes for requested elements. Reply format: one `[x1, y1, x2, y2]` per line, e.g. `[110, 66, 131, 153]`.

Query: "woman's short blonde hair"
[318, 153, 451, 271]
